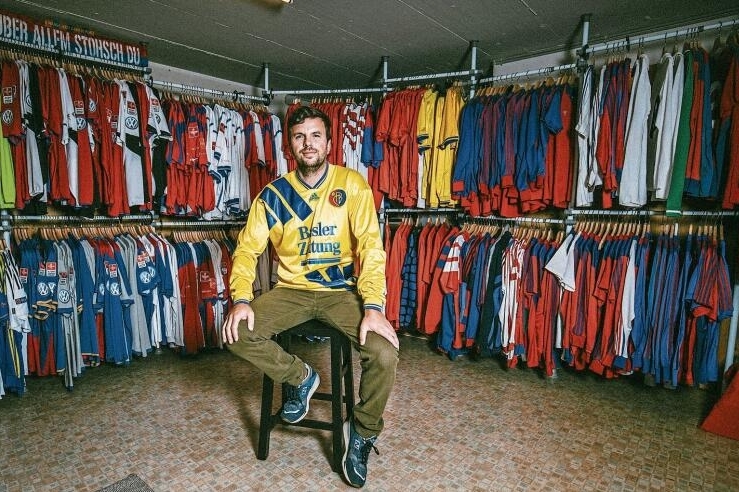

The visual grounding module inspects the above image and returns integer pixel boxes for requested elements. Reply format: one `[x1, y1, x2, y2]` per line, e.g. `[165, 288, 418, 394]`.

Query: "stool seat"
[257, 321, 354, 472]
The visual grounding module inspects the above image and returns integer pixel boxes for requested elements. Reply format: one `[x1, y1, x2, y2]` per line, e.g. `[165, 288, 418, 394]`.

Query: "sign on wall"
[0, 9, 148, 70]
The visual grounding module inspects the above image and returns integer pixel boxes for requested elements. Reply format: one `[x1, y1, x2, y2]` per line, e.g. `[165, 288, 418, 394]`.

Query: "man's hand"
[222, 302, 254, 344]
[359, 309, 399, 350]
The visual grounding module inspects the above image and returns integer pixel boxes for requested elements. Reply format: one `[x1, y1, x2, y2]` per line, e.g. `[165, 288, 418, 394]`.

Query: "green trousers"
[227, 287, 398, 438]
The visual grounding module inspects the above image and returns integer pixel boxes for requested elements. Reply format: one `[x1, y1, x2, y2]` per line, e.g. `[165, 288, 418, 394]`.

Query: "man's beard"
[296, 153, 326, 177]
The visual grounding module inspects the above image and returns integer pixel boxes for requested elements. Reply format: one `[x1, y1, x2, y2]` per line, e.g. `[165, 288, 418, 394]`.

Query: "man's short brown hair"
[287, 105, 332, 141]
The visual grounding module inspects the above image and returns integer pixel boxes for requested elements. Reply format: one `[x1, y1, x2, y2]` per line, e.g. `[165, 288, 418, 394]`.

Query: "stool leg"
[257, 374, 275, 460]
[342, 338, 354, 418]
[330, 336, 344, 473]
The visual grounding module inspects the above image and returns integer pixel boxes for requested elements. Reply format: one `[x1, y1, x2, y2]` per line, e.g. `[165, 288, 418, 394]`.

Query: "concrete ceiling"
[4, 0, 739, 91]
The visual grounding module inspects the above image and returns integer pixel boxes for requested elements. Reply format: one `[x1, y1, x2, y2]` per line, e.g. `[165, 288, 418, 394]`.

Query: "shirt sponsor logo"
[37, 282, 49, 296]
[58, 289, 71, 304]
[125, 115, 139, 130]
[1, 109, 13, 126]
[297, 222, 341, 256]
[109, 281, 121, 296]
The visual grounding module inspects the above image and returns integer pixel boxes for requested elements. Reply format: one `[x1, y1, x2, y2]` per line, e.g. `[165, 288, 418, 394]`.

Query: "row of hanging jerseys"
[4, 39, 736, 221]
[575, 40, 739, 212]
[0, 230, 251, 397]
[282, 80, 576, 216]
[282, 40, 739, 218]
[282, 85, 474, 211]
[0, 58, 285, 219]
[384, 217, 733, 388]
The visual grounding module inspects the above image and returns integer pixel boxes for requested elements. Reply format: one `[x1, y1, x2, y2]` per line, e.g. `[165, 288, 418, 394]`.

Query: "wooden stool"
[257, 321, 354, 472]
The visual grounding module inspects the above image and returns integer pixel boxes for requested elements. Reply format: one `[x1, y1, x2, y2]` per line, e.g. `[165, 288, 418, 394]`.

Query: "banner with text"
[0, 9, 148, 70]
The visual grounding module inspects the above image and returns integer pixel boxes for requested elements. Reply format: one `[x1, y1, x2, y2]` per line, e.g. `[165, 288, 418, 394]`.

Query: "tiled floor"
[1, 334, 738, 492]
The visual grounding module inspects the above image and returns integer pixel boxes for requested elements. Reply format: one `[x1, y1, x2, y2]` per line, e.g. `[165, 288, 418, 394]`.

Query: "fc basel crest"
[329, 189, 346, 207]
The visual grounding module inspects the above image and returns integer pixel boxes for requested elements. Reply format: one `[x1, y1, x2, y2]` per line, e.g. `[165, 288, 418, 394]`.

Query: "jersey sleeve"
[348, 174, 387, 311]
[229, 193, 273, 302]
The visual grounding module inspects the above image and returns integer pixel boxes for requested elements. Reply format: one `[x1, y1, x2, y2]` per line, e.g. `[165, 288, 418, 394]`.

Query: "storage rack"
[5, 10, 739, 379]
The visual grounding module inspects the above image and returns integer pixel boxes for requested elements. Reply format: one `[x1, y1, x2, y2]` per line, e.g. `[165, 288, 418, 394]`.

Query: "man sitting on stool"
[222, 105, 399, 488]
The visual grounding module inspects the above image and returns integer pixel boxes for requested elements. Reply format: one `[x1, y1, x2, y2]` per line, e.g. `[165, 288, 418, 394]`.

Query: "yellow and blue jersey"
[230, 164, 386, 310]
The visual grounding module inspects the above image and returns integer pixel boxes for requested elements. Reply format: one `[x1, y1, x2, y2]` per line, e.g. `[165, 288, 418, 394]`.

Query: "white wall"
[149, 61, 265, 97]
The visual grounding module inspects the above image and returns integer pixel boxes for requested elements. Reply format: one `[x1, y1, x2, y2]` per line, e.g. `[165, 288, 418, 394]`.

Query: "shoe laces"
[358, 437, 379, 465]
[285, 383, 300, 403]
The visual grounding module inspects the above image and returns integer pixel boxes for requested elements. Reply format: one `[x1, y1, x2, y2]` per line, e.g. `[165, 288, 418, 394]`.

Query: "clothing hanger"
[597, 221, 610, 250]
[584, 217, 593, 235]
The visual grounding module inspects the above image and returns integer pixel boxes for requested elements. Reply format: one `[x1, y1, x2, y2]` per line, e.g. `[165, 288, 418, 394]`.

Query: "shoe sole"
[281, 372, 320, 424]
[341, 421, 363, 488]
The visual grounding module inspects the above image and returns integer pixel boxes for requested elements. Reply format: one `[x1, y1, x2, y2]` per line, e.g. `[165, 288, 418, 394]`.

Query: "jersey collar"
[296, 163, 331, 190]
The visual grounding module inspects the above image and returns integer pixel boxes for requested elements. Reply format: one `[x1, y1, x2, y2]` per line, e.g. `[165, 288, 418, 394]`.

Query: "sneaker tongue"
[361, 437, 378, 454]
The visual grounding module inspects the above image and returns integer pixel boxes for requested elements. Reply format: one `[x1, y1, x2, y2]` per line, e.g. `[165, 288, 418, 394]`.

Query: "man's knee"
[364, 333, 399, 369]
[238, 320, 269, 344]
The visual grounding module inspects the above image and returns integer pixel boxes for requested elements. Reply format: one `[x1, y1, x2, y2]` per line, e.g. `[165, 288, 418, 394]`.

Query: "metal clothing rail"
[567, 208, 739, 218]
[382, 41, 480, 85]
[272, 86, 388, 105]
[567, 208, 657, 216]
[464, 214, 566, 225]
[477, 62, 577, 85]
[157, 219, 245, 228]
[380, 207, 460, 224]
[273, 41, 482, 99]
[150, 79, 270, 105]
[675, 210, 739, 217]
[382, 207, 459, 214]
[271, 86, 387, 96]
[382, 40, 481, 98]
[583, 17, 738, 57]
[468, 16, 735, 90]
[475, 15, 589, 88]
[10, 214, 248, 229]
[11, 214, 155, 224]
[382, 40, 482, 97]
[384, 68, 481, 84]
